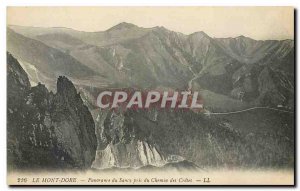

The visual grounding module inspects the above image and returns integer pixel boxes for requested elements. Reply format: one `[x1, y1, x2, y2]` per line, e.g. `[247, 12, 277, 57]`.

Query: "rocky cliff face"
[7, 52, 97, 170]
[92, 140, 165, 169]
[91, 107, 293, 169]
[91, 109, 167, 169]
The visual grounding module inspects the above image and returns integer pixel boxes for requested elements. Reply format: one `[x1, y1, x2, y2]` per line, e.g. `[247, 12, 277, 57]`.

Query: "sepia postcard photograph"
[5, 6, 295, 186]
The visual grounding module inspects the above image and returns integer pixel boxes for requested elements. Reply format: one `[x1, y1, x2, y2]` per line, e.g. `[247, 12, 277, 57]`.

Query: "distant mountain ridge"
[7, 23, 294, 110]
[8, 23, 294, 41]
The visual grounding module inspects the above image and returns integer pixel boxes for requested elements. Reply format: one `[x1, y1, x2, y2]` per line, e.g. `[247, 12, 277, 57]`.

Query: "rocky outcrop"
[91, 109, 167, 169]
[92, 140, 165, 169]
[7, 52, 97, 170]
[50, 76, 98, 168]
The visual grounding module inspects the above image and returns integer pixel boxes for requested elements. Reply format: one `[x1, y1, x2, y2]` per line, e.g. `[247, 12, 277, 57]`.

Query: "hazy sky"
[7, 7, 294, 40]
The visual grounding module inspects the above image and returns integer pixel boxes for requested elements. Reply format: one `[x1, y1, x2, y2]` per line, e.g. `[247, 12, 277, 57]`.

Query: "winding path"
[205, 106, 294, 115]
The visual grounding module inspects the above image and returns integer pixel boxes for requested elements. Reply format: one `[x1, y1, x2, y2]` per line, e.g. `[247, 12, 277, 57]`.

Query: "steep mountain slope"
[7, 53, 97, 170]
[7, 23, 294, 110]
[7, 28, 119, 90]
[91, 107, 294, 168]
[213, 36, 294, 107]
[7, 28, 97, 78]
[215, 36, 294, 64]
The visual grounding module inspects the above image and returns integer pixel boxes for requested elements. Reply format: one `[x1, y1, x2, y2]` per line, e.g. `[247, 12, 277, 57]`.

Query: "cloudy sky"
[7, 7, 294, 40]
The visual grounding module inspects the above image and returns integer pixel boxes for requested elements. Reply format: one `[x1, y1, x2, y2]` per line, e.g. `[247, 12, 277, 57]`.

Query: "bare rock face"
[92, 140, 165, 169]
[91, 110, 168, 169]
[7, 52, 97, 170]
[91, 107, 293, 169]
[51, 76, 97, 168]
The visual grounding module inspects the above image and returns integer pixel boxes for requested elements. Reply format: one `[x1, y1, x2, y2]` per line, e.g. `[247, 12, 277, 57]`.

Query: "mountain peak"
[57, 76, 77, 96]
[107, 22, 138, 31]
[153, 26, 168, 30]
[189, 31, 210, 39]
[235, 35, 254, 41]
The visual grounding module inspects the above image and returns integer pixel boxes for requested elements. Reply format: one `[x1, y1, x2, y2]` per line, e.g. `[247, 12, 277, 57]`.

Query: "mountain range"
[7, 22, 295, 170]
[8, 23, 294, 110]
